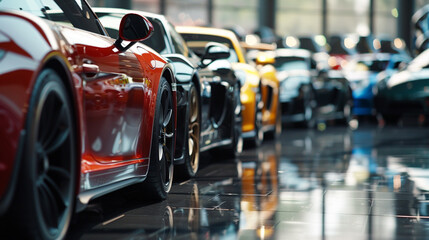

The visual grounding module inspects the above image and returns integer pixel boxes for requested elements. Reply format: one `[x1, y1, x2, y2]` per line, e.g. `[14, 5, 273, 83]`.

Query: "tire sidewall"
[19, 69, 75, 240]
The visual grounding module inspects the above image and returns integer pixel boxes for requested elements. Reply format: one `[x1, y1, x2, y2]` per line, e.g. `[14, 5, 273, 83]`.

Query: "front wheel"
[176, 82, 200, 179]
[6, 69, 76, 240]
[143, 77, 175, 200]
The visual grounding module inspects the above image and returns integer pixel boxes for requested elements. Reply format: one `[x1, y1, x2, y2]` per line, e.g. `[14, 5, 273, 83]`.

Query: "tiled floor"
[67, 124, 429, 240]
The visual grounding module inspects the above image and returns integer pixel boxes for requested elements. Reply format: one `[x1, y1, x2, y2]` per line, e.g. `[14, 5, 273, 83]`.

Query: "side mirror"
[199, 42, 230, 68]
[255, 52, 275, 65]
[115, 13, 154, 52]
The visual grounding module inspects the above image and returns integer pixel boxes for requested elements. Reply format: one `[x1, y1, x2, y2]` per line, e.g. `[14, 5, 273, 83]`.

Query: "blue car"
[344, 53, 391, 116]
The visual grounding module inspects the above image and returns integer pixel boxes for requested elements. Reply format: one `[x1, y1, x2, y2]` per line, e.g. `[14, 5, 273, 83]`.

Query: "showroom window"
[276, 0, 322, 37]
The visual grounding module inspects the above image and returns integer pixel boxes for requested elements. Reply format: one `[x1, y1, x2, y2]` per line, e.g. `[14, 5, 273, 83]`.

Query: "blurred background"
[88, 0, 429, 53]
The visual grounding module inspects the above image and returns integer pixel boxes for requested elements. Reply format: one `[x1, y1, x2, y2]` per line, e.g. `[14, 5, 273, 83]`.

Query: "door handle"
[82, 63, 99, 78]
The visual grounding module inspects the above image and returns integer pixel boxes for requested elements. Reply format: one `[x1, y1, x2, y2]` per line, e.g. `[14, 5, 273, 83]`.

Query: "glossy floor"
[67, 122, 429, 240]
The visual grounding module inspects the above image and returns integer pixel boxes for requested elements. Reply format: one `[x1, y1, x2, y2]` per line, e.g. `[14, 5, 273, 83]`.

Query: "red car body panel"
[0, 9, 176, 211]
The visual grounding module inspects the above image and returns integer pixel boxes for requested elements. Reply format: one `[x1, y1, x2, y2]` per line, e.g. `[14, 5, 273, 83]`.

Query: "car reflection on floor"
[65, 123, 429, 240]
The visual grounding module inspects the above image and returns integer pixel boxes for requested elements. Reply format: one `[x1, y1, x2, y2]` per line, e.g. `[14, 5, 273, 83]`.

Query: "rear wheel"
[143, 77, 174, 200]
[176, 82, 200, 179]
[7, 69, 76, 240]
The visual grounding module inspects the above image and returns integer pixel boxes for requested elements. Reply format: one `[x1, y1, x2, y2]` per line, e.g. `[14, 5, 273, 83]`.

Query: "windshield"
[274, 56, 308, 71]
[180, 33, 239, 63]
[0, 0, 104, 35]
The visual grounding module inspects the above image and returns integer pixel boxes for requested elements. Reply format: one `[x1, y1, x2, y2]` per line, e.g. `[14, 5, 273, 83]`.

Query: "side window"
[40, 0, 104, 35]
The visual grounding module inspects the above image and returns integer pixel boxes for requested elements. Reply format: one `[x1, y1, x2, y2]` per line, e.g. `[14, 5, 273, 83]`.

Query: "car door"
[42, 0, 149, 163]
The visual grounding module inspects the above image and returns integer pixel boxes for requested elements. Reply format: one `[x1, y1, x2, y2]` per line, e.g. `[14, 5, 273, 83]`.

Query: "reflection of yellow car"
[241, 145, 279, 238]
[177, 26, 281, 147]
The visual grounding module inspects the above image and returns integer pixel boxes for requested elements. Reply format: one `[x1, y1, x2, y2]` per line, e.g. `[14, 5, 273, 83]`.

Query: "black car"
[95, 8, 243, 179]
[274, 48, 353, 127]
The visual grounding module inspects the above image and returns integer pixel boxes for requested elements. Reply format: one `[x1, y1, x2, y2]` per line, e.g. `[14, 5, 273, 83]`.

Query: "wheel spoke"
[188, 137, 194, 156]
[163, 145, 172, 161]
[41, 103, 66, 148]
[190, 89, 198, 122]
[37, 180, 61, 228]
[164, 131, 174, 138]
[163, 109, 173, 128]
[158, 142, 163, 161]
[161, 90, 171, 120]
[38, 97, 56, 143]
[44, 174, 68, 207]
[45, 128, 70, 154]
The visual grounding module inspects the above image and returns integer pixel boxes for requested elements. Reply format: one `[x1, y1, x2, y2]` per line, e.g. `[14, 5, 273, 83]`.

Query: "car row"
[176, 26, 282, 145]
[0, 1, 282, 239]
[273, 31, 429, 126]
[94, 8, 243, 180]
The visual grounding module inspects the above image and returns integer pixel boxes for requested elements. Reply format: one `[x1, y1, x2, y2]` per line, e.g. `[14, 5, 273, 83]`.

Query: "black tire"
[176, 82, 200, 179]
[248, 91, 264, 147]
[265, 97, 282, 139]
[224, 84, 243, 157]
[143, 77, 175, 201]
[303, 86, 316, 128]
[6, 69, 76, 240]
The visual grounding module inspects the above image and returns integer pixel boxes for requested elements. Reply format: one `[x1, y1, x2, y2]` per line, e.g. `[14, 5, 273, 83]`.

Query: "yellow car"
[176, 26, 281, 147]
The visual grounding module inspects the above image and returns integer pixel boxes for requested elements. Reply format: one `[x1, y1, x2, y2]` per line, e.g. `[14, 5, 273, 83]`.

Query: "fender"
[163, 53, 197, 84]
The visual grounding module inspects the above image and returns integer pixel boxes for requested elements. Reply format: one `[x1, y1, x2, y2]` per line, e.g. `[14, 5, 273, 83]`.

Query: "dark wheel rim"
[33, 80, 74, 237]
[188, 85, 200, 174]
[158, 84, 174, 192]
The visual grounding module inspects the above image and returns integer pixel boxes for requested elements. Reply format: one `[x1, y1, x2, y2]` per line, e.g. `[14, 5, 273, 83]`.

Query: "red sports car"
[0, 0, 176, 239]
